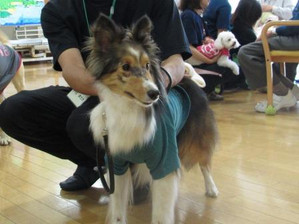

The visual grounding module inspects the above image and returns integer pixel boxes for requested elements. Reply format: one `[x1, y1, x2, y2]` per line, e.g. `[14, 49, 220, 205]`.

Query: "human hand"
[261, 4, 273, 12]
[203, 36, 214, 44]
[209, 53, 221, 63]
[256, 27, 276, 41]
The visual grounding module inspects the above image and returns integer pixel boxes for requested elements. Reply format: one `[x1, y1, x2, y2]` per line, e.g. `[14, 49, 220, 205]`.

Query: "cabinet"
[10, 25, 52, 62]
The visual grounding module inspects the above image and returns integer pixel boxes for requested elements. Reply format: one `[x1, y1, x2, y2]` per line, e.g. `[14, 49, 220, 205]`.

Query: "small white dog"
[189, 31, 240, 75]
[0, 30, 25, 145]
[212, 31, 240, 75]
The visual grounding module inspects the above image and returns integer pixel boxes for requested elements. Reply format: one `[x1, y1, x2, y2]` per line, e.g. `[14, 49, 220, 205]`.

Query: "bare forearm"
[189, 45, 218, 64]
[58, 48, 97, 95]
[161, 54, 185, 89]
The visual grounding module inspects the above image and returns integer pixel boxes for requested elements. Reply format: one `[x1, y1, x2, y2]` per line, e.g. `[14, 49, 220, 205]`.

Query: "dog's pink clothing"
[197, 42, 229, 59]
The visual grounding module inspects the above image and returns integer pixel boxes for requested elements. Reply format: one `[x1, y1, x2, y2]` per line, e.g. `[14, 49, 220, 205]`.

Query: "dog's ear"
[214, 32, 224, 49]
[91, 13, 123, 52]
[131, 15, 153, 43]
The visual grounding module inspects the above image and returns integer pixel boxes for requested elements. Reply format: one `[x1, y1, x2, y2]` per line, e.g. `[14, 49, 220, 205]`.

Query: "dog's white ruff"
[90, 83, 156, 154]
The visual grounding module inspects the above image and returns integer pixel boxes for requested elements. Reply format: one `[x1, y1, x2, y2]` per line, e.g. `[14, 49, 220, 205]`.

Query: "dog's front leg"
[108, 169, 132, 224]
[217, 56, 239, 75]
[152, 171, 179, 224]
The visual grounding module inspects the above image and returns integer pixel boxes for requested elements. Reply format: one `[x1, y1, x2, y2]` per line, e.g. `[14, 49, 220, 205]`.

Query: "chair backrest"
[261, 20, 299, 64]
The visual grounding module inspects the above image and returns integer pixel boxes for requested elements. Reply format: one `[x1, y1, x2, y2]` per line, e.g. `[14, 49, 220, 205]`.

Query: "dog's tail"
[177, 78, 218, 170]
[0, 29, 10, 45]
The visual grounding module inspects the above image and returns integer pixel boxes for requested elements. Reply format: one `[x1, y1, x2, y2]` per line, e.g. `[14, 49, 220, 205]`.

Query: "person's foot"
[208, 91, 224, 101]
[255, 90, 297, 113]
[60, 166, 100, 191]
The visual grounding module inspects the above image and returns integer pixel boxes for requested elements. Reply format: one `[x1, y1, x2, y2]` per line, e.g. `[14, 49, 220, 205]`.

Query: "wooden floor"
[1, 63, 299, 224]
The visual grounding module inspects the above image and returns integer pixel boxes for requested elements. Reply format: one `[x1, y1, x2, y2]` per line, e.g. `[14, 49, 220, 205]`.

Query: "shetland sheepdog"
[87, 14, 218, 224]
[0, 29, 25, 145]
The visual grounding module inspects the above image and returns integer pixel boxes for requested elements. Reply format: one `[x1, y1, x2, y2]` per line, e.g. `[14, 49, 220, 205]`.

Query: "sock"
[291, 85, 299, 101]
[273, 82, 289, 96]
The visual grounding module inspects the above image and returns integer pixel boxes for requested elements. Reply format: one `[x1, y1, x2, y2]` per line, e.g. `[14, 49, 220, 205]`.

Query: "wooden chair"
[261, 20, 299, 115]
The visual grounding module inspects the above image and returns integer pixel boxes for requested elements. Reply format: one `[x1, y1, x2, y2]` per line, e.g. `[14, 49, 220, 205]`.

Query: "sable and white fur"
[87, 14, 218, 224]
[0, 30, 25, 145]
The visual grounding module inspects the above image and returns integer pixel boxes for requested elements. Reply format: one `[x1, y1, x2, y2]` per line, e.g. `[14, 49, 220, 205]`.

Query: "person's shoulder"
[181, 9, 197, 18]
[43, 0, 76, 12]
[221, 0, 231, 9]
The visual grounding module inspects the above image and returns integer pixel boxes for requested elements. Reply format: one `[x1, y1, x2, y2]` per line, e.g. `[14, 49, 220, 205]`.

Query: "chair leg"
[279, 62, 286, 76]
[265, 61, 276, 115]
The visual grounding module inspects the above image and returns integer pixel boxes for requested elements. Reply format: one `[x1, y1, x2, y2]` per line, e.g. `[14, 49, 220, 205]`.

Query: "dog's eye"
[228, 38, 231, 42]
[122, 64, 130, 71]
[145, 63, 150, 70]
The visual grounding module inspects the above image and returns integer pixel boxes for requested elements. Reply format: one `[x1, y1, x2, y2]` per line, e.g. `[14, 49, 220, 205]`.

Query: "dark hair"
[231, 0, 262, 27]
[179, 0, 202, 11]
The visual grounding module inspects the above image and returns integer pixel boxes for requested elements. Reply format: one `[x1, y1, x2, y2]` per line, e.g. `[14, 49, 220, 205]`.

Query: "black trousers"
[195, 63, 236, 94]
[0, 86, 105, 167]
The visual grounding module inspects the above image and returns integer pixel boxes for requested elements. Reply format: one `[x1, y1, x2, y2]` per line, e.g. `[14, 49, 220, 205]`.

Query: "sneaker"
[255, 90, 297, 113]
[60, 166, 100, 191]
[208, 91, 224, 101]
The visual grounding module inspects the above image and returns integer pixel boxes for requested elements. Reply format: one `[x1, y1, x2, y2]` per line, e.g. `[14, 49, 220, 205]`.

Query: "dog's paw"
[232, 65, 240, 75]
[205, 186, 219, 198]
[0, 132, 11, 146]
[184, 62, 206, 88]
[191, 74, 206, 88]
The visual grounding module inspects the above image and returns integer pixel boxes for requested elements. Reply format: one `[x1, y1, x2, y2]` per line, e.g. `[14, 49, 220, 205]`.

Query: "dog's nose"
[147, 89, 160, 100]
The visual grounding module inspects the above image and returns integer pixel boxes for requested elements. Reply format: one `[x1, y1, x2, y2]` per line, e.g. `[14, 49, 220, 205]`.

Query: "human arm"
[261, 0, 294, 20]
[189, 45, 220, 64]
[275, 5, 299, 36]
[41, 0, 98, 95]
[150, 0, 191, 89]
[58, 48, 97, 95]
[161, 54, 185, 89]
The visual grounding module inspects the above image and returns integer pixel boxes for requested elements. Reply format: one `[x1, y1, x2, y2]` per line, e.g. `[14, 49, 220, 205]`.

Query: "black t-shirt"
[41, 0, 191, 71]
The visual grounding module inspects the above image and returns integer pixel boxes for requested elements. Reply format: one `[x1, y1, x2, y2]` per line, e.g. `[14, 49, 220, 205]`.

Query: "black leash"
[96, 114, 115, 194]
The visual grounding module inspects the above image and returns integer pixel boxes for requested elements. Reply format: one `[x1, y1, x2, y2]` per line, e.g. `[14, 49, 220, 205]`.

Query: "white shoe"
[255, 90, 297, 113]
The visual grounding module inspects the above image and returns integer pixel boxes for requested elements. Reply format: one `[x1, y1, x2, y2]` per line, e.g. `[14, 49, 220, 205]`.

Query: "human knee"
[237, 46, 247, 64]
[0, 94, 23, 131]
[66, 110, 94, 150]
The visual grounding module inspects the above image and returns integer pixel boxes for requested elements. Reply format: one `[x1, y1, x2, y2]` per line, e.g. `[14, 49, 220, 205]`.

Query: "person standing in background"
[203, 0, 232, 39]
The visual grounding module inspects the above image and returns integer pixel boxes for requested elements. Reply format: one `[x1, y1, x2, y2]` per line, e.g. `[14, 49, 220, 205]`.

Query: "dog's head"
[86, 14, 166, 107]
[214, 31, 240, 50]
